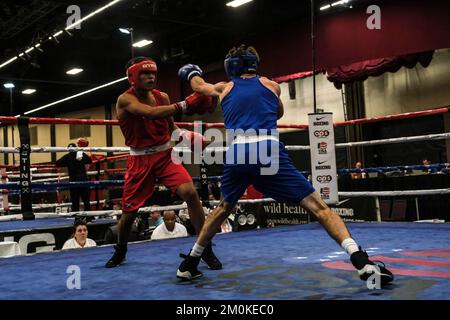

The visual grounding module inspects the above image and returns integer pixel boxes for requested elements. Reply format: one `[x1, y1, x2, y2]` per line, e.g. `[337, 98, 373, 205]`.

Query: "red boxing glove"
[175, 92, 216, 116]
[179, 130, 208, 151]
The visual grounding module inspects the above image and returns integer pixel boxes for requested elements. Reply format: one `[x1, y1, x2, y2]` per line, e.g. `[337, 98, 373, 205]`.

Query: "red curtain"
[251, 0, 449, 78]
[326, 51, 434, 89]
[272, 71, 314, 83]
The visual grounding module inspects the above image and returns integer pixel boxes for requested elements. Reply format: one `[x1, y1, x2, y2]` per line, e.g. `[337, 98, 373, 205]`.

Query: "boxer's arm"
[278, 99, 284, 119]
[169, 118, 180, 134]
[118, 93, 178, 119]
[160, 92, 179, 134]
[273, 82, 284, 119]
[190, 76, 227, 97]
[261, 77, 284, 119]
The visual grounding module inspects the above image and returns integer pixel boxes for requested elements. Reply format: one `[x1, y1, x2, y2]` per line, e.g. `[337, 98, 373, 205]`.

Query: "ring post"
[374, 196, 381, 222]
[199, 122, 209, 208]
[18, 116, 34, 220]
[415, 197, 420, 221]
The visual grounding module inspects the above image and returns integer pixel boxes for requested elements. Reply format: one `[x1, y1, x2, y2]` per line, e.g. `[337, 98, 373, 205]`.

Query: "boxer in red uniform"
[105, 57, 222, 269]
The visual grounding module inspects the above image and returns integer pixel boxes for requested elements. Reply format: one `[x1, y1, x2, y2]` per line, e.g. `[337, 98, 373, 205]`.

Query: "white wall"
[365, 48, 450, 117]
[278, 73, 345, 129]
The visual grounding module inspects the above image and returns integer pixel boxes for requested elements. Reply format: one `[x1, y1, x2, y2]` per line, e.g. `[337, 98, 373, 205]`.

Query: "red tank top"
[119, 88, 171, 148]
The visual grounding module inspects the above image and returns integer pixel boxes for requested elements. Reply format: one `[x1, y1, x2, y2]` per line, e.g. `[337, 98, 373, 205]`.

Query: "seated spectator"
[62, 195, 69, 204]
[102, 199, 113, 210]
[62, 219, 97, 250]
[151, 210, 188, 240]
[104, 222, 140, 244]
[178, 202, 209, 236]
[351, 161, 366, 179]
[149, 205, 163, 227]
[422, 159, 431, 174]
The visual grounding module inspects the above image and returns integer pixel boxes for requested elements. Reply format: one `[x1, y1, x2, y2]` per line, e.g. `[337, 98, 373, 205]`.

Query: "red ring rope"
[0, 107, 448, 128]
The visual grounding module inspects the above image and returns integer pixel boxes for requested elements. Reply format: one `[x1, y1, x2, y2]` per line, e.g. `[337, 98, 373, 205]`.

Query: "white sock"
[190, 243, 205, 257]
[341, 238, 359, 256]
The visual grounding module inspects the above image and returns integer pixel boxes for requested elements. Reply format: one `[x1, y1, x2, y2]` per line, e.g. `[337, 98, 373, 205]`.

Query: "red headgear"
[77, 138, 89, 147]
[126, 59, 158, 89]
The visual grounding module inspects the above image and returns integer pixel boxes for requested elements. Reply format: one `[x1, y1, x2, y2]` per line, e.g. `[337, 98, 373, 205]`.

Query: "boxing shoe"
[350, 247, 394, 286]
[105, 245, 127, 268]
[201, 242, 223, 270]
[177, 254, 203, 281]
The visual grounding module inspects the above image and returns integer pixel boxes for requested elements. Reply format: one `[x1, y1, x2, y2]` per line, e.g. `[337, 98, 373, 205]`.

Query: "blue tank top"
[221, 76, 279, 133]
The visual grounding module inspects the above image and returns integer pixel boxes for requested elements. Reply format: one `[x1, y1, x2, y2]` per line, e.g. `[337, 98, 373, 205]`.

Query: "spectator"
[62, 219, 97, 249]
[151, 210, 188, 240]
[178, 202, 209, 236]
[55, 139, 92, 212]
[422, 159, 431, 174]
[102, 199, 114, 210]
[351, 161, 366, 180]
[149, 205, 163, 227]
[62, 195, 69, 204]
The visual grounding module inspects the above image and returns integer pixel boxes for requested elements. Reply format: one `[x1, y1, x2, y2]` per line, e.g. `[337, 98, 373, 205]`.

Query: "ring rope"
[0, 107, 448, 127]
[1, 132, 449, 154]
[1, 188, 449, 222]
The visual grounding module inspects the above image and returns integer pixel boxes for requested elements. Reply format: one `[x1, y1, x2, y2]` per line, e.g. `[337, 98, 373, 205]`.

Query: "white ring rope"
[2, 200, 106, 212]
[338, 189, 450, 197]
[2, 188, 448, 222]
[285, 132, 450, 151]
[1, 132, 449, 154]
[5, 170, 123, 180]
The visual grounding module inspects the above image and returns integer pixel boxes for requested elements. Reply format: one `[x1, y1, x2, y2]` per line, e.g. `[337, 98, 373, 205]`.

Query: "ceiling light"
[53, 30, 63, 38]
[66, 68, 83, 75]
[0, 0, 124, 70]
[3, 83, 15, 88]
[226, 0, 253, 8]
[132, 40, 153, 48]
[24, 77, 127, 115]
[331, 0, 350, 7]
[119, 28, 131, 34]
[22, 89, 36, 95]
[320, 5, 331, 10]
[65, 0, 124, 30]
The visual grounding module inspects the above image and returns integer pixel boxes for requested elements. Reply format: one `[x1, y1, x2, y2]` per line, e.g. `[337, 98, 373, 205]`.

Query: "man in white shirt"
[151, 211, 188, 240]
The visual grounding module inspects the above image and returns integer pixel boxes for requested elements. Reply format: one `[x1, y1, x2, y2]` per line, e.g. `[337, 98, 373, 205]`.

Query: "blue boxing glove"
[178, 64, 203, 82]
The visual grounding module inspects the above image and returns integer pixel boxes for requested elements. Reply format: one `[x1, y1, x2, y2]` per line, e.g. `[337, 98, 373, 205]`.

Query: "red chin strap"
[126, 60, 158, 89]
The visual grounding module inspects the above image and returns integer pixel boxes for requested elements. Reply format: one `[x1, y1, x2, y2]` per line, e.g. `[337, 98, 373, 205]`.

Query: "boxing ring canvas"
[0, 222, 448, 300]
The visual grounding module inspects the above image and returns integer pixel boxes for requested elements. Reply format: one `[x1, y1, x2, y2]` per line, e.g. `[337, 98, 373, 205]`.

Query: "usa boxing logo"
[314, 130, 330, 138]
[320, 187, 330, 200]
[318, 142, 327, 155]
[315, 160, 331, 170]
[313, 116, 329, 126]
[316, 175, 332, 183]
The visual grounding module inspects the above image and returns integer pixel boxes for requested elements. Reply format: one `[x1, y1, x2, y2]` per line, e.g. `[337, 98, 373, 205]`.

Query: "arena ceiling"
[0, 0, 376, 117]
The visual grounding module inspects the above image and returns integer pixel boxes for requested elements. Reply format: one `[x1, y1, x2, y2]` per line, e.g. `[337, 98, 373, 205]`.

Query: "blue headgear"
[224, 52, 259, 79]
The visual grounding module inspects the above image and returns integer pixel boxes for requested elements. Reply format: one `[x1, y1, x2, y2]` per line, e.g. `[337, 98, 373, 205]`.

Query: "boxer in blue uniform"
[176, 45, 393, 286]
